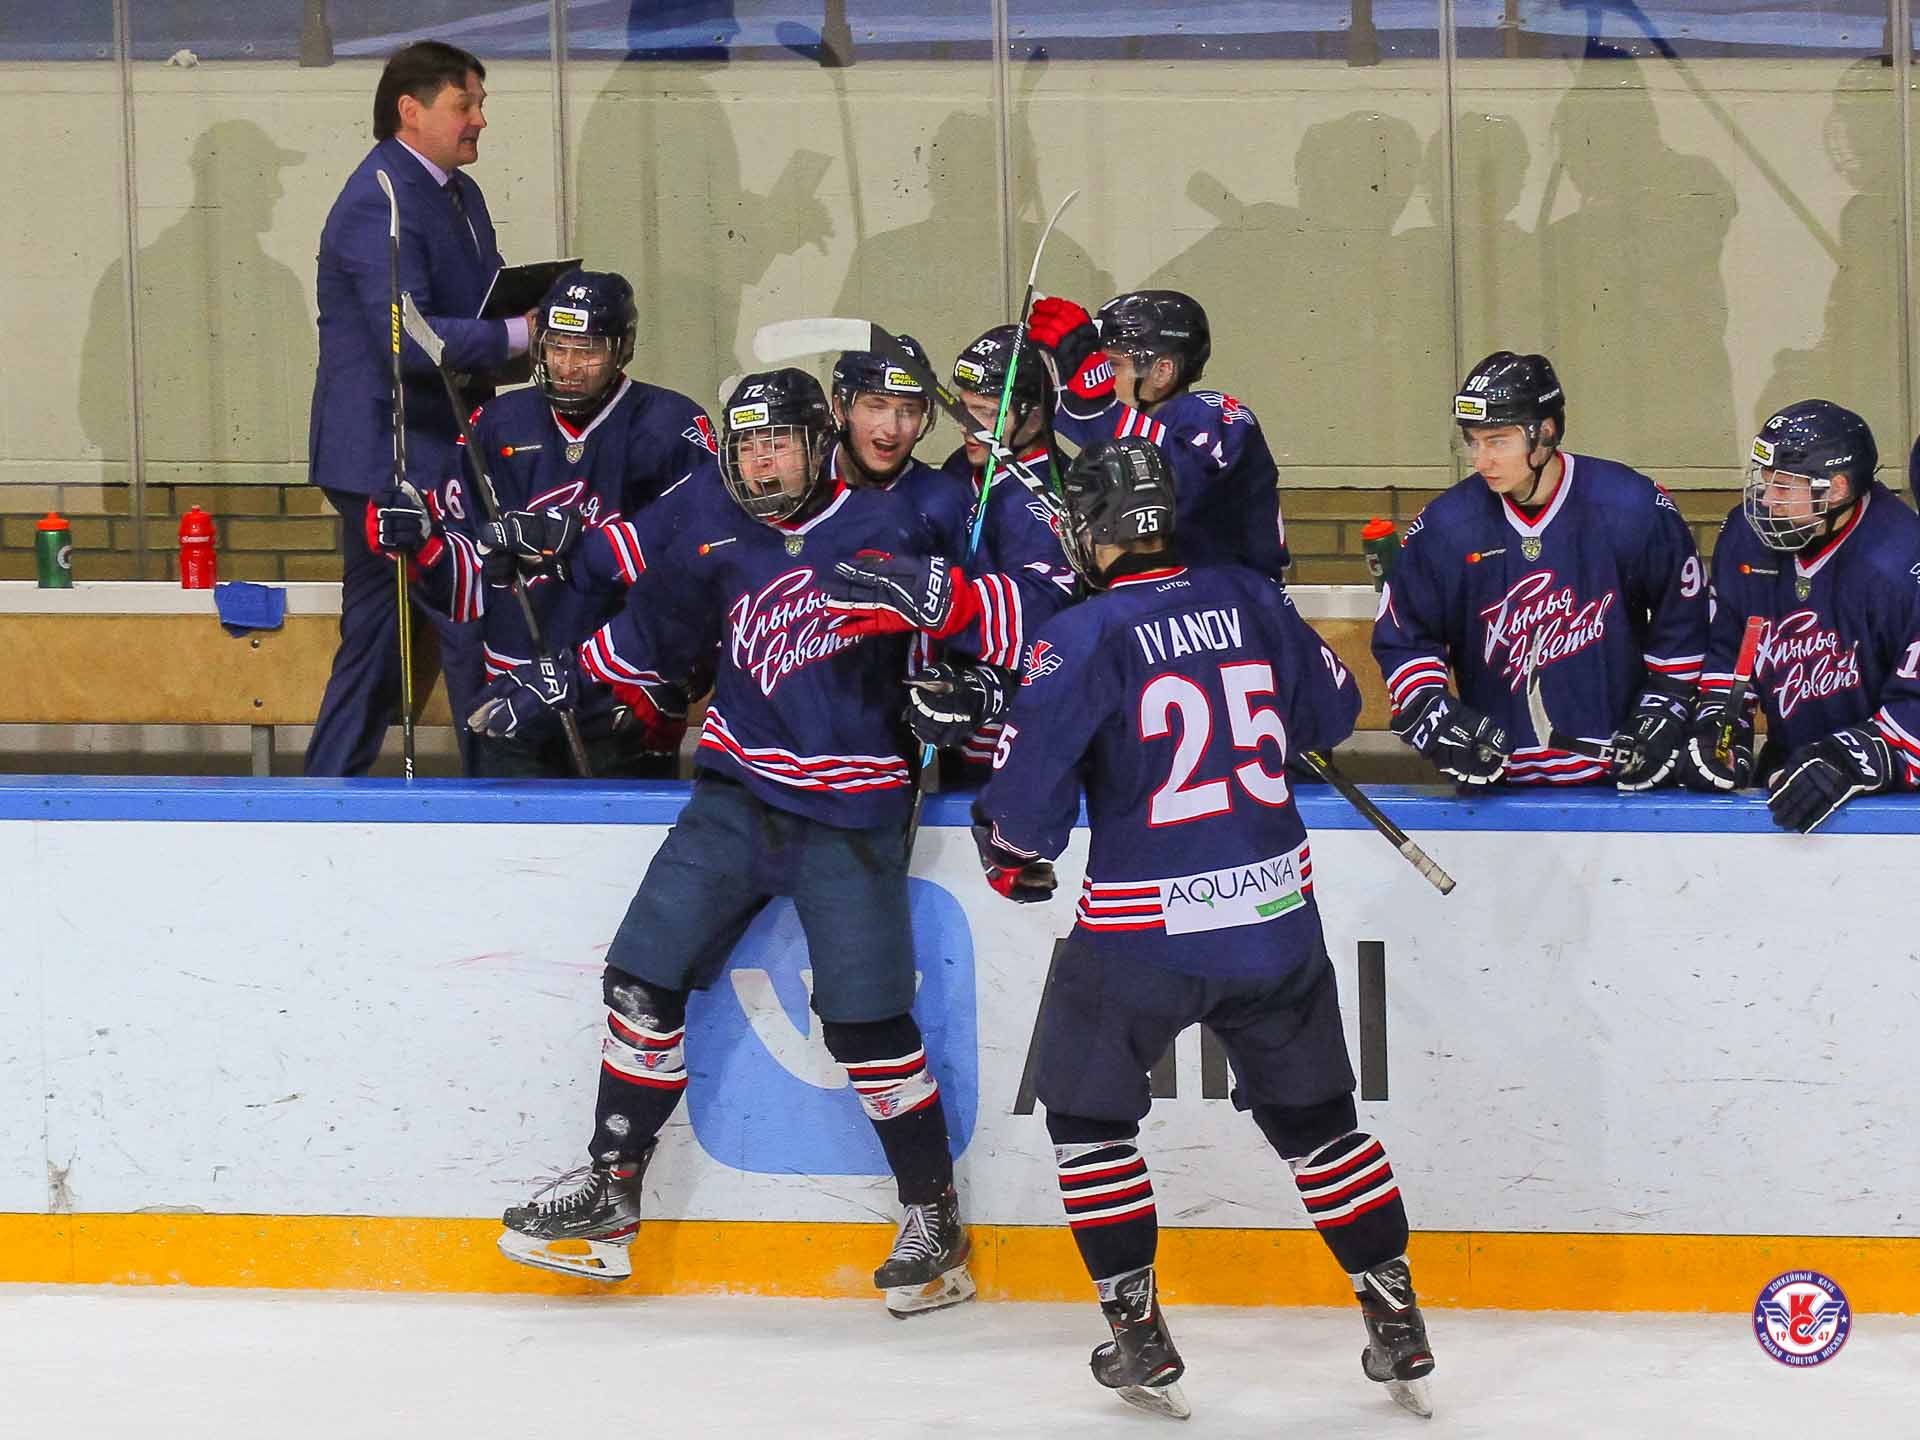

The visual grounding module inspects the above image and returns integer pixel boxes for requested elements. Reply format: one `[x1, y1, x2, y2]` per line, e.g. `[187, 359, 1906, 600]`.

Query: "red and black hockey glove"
[366, 480, 434, 556]
[969, 812, 1056, 904]
[824, 551, 982, 641]
[608, 676, 690, 754]
[1026, 297, 1114, 409]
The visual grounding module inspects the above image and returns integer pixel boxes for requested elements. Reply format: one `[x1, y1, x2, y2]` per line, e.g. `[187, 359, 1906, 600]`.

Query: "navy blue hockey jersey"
[979, 565, 1361, 980]
[1053, 388, 1289, 578]
[1705, 481, 1920, 786]
[422, 377, 716, 714]
[579, 477, 939, 828]
[1370, 454, 1709, 785]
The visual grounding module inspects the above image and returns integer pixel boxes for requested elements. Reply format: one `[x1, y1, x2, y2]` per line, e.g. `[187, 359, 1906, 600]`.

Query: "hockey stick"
[1524, 667, 1625, 769]
[399, 294, 594, 779]
[1300, 749, 1456, 896]
[1711, 614, 1768, 773]
[754, 318, 1067, 530]
[375, 170, 417, 781]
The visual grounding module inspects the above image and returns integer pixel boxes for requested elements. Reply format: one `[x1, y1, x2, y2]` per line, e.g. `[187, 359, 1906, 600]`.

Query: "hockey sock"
[588, 970, 689, 1164]
[824, 1015, 954, 1206]
[1047, 1112, 1158, 1285]
[1285, 1129, 1410, 1276]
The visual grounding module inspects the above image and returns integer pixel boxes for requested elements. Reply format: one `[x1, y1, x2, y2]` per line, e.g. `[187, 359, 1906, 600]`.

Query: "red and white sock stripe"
[601, 1010, 687, 1092]
[845, 1047, 941, 1122]
[1055, 1140, 1157, 1231]
[1291, 1132, 1401, 1230]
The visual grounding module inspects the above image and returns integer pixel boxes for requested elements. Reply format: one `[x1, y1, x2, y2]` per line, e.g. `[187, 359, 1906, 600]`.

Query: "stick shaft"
[376, 171, 416, 780]
[1301, 749, 1455, 895]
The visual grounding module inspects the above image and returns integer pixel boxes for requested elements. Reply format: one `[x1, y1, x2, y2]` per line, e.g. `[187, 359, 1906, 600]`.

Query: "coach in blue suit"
[305, 41, 534, 776]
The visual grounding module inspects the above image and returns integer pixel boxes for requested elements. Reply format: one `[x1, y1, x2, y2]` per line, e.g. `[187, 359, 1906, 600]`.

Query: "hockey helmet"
[1744, 399, 1877, 552]
[718, 369, 832, 524]
[533, 270, 637, 417]
[952, 324, 1052, 412]
[1452, 351, 1565, 446]
[1060, 436, 1177, 586]
[1096, 291, 1211, 389]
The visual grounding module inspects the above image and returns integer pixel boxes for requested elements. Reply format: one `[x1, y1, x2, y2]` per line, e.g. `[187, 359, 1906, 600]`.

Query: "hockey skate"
[1357, 1257, 1435, 1419]
[873, 1187, 976, 1318]
[1091, 1266, 1190, 1421]
[496, 1142, 655, 1282]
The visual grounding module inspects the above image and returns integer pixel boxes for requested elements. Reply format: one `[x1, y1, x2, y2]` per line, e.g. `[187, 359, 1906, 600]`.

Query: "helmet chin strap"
[1515, 427, 1559, 506]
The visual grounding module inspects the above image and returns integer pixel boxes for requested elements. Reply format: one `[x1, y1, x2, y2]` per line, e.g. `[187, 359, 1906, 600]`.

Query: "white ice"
[7, 1287, 1914, 1438]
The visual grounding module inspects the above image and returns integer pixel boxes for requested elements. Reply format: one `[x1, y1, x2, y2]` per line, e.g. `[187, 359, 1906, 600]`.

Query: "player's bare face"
[843, 393, 928, 480]
[540, 335, 615, 404]
[1462, 424, 1547, 495]
[958, 390, 1041, 468]
[737, 432, 811, 500]
[402, 73, 487, 172]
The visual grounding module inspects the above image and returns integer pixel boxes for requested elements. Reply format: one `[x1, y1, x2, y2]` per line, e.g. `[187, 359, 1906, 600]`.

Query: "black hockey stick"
[399, 294, 594, 779]
[753, 318, 1068, 531]
[1300, 749, 1455, 895]
[375, 170, 417, 780]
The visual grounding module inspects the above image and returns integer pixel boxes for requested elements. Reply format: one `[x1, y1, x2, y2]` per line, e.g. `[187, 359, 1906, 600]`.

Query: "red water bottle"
[179, 505, 217, 588]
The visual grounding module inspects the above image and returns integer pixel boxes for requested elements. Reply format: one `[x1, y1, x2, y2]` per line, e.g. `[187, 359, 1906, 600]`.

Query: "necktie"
[445, 177, 480, 258]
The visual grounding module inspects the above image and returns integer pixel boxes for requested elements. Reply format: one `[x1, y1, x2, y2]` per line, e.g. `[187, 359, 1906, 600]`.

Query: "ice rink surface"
[8, 1287, 1914, 1438]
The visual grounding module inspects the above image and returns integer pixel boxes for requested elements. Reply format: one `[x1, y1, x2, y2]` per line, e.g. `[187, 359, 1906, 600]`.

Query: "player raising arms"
[1681, 400, 1920, 831]
[1023, 289, 1289, 578]
[367, 269, 716, 776]
[1371, 351, 1709, 788]
[973, 436, 1436, 1422]
[474, 371, 975, 1317]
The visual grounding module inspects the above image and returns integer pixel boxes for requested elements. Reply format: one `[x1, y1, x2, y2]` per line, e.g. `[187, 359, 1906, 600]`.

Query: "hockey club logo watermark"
[1756, 609, 1862, 718]
[727, 568, 857, 696]
[684, 880, 977, 1175]
[1754, 1271, 1850, 1367]
[1022, 639, 1065, 686]
[684, 415, 719, 455]
[1478, 569, 1615, 690]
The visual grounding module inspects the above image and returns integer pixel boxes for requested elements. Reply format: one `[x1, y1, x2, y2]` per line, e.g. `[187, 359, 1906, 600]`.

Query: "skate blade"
[884, 1264, 977, 1318]
[496, 1228, 632, 1282]
[1387, 1378, 1433, 1419]
[1115, 1380, 1191, 1421]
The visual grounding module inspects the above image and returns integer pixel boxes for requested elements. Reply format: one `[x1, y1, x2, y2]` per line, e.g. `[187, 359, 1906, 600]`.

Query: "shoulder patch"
[1022, 638, 1065, 686]
[1194, 391, 1255, 427]
[683, 414, 719, 455]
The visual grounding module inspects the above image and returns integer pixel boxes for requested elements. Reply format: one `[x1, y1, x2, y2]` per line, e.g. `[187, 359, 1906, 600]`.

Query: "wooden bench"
[0, 582, 1391, 775]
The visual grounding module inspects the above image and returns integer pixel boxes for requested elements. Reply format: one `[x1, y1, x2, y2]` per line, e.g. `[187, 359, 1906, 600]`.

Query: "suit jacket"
[309, 138, 509, 497]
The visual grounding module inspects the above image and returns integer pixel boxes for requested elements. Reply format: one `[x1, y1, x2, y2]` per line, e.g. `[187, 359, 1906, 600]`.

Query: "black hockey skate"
[873, 1186, 976, 1318]
[1357, 1257, 1435, 1418]
[1091, 1266, 1190, 1421]
[496, 1141, 656, 1282]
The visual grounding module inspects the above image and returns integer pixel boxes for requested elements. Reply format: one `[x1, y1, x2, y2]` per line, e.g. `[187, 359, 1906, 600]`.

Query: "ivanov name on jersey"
[1371, 453, 1708, 785]
[980, 564, 1360, 981]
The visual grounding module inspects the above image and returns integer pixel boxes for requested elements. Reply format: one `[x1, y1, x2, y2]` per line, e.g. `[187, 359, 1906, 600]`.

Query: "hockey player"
[827, 335, 966, 531]
[825, 325, 1081, 771]
[1023, 289, 1289, 578]
[368, 269, 718, 776]
[472, 370, 975, 1316]
[972, 436, 1436, 1421]
[1370, 351, 1709, 788]
[1680, 399, 1920, 831]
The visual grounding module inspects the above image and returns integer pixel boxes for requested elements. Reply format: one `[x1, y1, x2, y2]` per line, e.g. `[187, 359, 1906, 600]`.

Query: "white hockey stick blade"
[716, 373, 743, 415]
[1387, 1377, 1433, 1418]
[1026, 189, 1080, 291]
[399, 292, 446, 368]
[753, 317, 874, 364]
[495, 1227, 632, 1282]
[1115, 1379, 1192, 1421]
[375, 169, 398, 238]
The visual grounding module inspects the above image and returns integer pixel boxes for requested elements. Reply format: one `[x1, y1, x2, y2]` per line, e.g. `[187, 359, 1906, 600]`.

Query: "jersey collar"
[771, 478, 852, 535]
[1108, 565, 1188, 590]
[551, 376, 632, 443]
[1794, 486, 1870, 583]
[1500, 451, 1574, 541]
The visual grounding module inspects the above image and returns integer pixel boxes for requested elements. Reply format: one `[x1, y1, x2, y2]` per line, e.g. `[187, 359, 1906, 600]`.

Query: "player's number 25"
[1141, 661, 1290, 826]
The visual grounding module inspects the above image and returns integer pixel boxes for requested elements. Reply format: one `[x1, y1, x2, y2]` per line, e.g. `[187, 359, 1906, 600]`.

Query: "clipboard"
[479, 258, 584, 320]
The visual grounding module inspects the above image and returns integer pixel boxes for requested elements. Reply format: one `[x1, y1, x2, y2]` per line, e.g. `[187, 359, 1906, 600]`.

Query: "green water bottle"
[35, 511, 73, 588]
[1361, 516, 1398, 591]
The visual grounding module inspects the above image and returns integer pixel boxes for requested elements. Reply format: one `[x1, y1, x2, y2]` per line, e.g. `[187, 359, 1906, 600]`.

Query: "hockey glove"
[608, 676, 690, 753]
[1026, 297, 1114, 411]
[905, 662, 1010, 750]
[1390, 688, 1510, 786]
[1678, 695, 1756, 792]
[1766, 725, 1893, 834]
[825, 551, 982, 640]
[1611, 684, 1692, 792]
[467, 651, 578, 740]
[478, 506, 583, 587]
[969, 814, 1057, 904]
[366, 481, 433, 556]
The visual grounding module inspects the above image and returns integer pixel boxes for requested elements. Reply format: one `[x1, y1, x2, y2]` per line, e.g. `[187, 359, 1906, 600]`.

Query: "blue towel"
[214, 581, 286, 637]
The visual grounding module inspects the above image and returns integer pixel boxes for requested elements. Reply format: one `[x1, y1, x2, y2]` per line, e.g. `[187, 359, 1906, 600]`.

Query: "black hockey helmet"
[952, 324, 1051, 411]
[533, 270, 637, 417]
[831, 334, 935, 435]
[1060, 436, 1176, 586]
[1744, 399, 1877, 552]
[1453, 351, 1566, 444]
[1096, 290, 1211, 389]
[718, 369, 832, 524]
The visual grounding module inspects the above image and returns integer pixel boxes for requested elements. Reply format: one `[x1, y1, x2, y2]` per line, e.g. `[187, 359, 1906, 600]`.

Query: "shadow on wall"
[1539, 59, 1736, 472]
[1759, 57, 1905, 454]
[1145, 110, 1450, 473]
[571, 0, 833, 409]
[1436, 111, 1542, 367]
[78, 119, 314, 478]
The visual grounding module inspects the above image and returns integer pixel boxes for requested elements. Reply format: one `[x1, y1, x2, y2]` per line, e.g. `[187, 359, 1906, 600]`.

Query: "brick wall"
[1, 481, 1744, 586]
